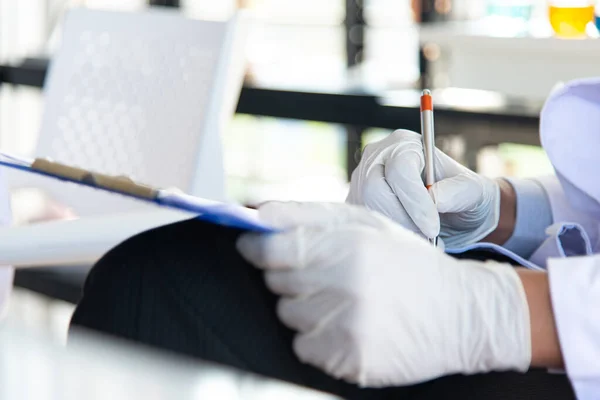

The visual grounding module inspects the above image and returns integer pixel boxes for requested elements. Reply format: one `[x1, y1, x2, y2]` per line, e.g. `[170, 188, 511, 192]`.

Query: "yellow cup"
[548, 3, 595, 38]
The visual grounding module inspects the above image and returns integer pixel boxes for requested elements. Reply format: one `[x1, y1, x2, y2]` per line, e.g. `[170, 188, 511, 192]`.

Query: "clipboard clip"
[30, 158, 159, 200]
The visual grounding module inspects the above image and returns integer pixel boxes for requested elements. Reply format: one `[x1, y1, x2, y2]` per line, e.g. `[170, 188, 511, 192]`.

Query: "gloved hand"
[237, 202, 531, 387]
[347, 129, 500, 249]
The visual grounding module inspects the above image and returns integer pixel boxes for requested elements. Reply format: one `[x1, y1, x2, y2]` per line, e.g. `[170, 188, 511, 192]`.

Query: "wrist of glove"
[347, 130, 501, 249]
[237, 202, 531, 387]
[431, 170, 501, 248]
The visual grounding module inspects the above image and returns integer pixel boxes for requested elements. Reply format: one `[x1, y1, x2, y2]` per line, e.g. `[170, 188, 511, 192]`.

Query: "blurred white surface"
[5, 288, 75, 345]
[0, 322, 340, 400]
[420, 21, 600, 99]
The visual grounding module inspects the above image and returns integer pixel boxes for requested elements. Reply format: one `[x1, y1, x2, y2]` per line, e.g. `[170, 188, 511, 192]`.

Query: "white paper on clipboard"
[0, 210, 195, 267]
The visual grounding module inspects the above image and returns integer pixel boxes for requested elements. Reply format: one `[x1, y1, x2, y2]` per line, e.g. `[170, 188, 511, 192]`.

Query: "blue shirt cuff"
[502, 178, 553, 259]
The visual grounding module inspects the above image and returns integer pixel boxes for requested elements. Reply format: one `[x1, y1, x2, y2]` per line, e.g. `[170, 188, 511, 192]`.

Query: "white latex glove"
[347, 129, 500, 249]
[237, 202, 531, 387]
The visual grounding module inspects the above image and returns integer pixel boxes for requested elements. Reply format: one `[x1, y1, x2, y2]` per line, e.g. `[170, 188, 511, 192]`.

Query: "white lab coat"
[532, 78, 600, 399]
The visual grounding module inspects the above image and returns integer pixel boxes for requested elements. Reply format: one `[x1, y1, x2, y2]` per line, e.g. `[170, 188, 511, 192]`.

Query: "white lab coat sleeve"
[535, 175, 600, 253]
[0, 169, 12, 319]
[548, 254, 600, 399]
[529, 223, 593, 269]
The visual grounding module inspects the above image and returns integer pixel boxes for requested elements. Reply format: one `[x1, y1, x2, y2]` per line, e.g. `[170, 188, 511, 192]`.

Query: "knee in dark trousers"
[70, 219, 575, 400]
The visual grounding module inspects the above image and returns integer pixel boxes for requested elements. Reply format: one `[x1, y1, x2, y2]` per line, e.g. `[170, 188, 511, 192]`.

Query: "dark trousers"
[70, 219, 575, 399]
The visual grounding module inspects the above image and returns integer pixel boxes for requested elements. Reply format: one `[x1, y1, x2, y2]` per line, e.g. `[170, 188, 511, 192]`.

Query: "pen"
[420, 89, 438, 247]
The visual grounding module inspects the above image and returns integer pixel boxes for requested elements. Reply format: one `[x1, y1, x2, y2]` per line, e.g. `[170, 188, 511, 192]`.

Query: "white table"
[0, 322, 340, 400]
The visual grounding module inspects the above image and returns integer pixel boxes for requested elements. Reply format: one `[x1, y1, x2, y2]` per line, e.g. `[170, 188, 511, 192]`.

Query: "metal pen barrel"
[420, 89, 435, 189]
[420, 89, 438, 247]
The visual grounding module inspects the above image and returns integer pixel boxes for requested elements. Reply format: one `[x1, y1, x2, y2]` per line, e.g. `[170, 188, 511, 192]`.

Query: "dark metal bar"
[237, 86, 379, 127]
[0, 58, 48, 88]
[148, 0, 180, 7]
[344, 0, 366, 178]
[419, 0, 451, 23]
[345, 0, 365, 68]
[0, 58, 540, 134]
[417, 0, 451, 90]
[418, 47, 429, 91]
[345, 125, 363, 179]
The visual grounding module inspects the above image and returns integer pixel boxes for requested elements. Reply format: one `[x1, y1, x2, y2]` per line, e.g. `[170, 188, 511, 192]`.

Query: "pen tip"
[421, 89, 431, 96]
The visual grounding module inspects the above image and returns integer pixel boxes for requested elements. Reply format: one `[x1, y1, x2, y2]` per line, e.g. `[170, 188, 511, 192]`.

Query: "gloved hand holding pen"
[346, 129, 502, 249]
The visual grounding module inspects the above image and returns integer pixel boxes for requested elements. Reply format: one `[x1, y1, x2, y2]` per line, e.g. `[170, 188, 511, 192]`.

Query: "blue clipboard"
[0, 156, 545, 271]
[0, 158, 277, 234]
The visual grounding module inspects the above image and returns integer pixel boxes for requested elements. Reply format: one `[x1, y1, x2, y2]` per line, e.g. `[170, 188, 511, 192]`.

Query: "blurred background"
[1, 0, 597, 341]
